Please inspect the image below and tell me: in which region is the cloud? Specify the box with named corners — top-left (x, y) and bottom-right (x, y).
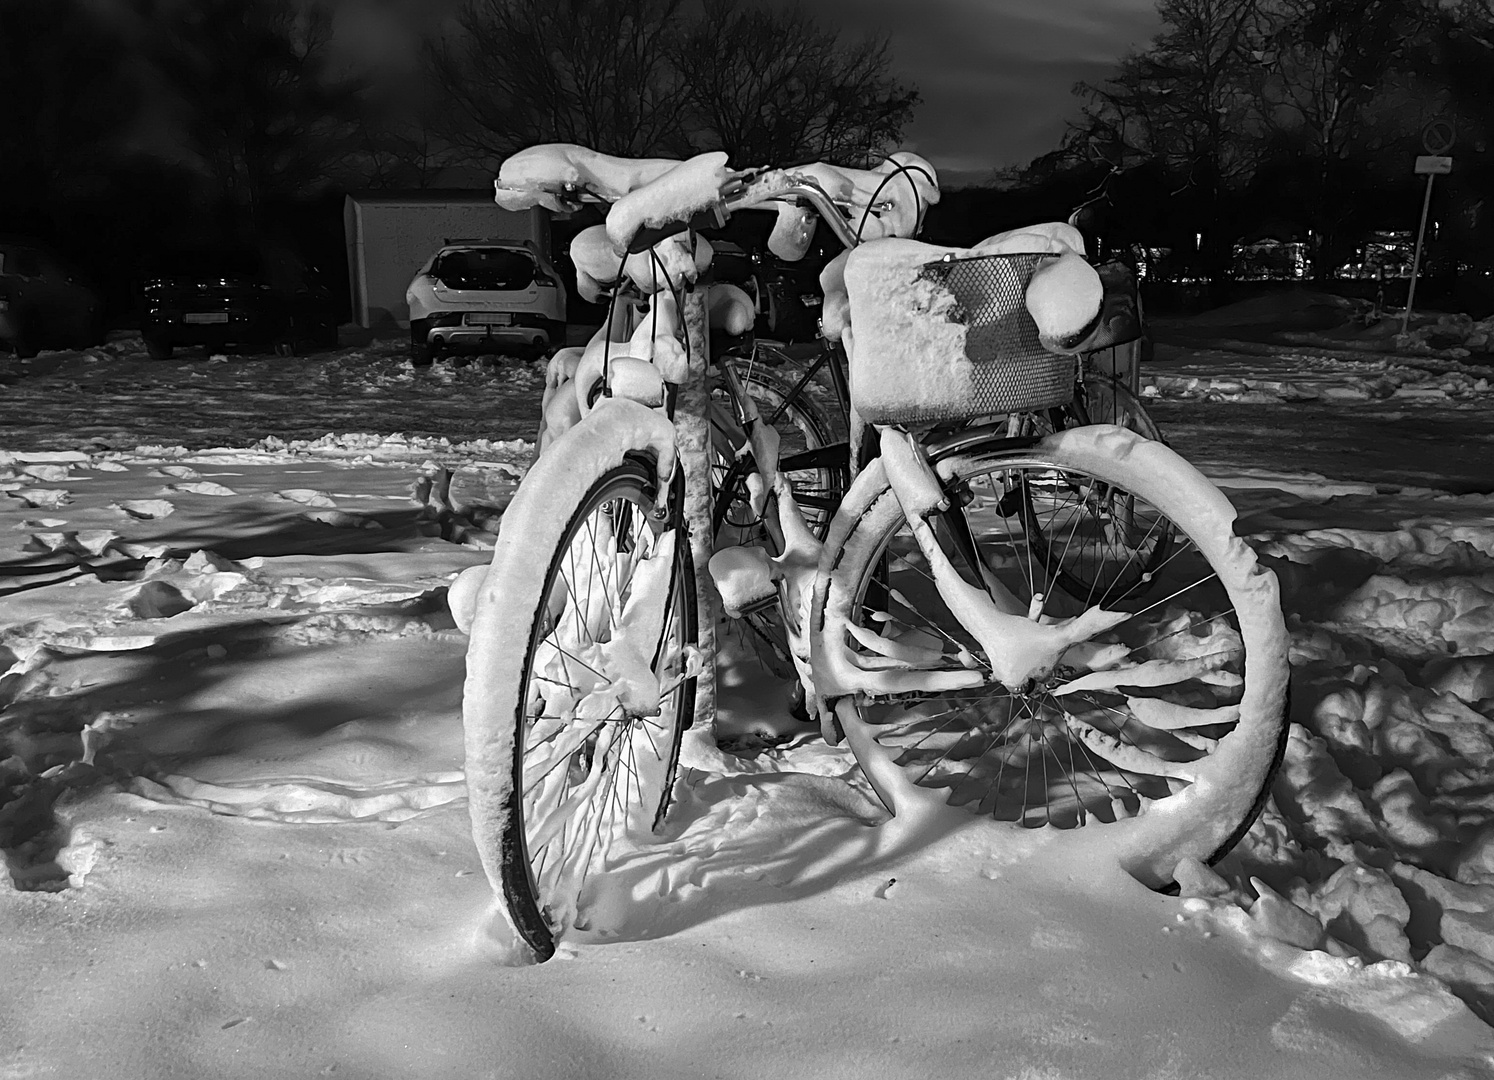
top-left (325, 0), bottom-right (1161, 174)
top-left (799, 0), bottom-right (1161, 171)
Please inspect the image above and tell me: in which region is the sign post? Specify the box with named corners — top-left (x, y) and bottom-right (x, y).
top-left (1403, 121), bottom-right (1456, 334)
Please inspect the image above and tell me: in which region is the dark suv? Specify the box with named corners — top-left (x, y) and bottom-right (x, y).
top-left (0, 239), bottom-right (106, 358)
top-left (140, 246), bottom-right (340, 359)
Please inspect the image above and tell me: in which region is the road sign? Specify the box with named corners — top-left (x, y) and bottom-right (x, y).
top-left (1415, 155), bottom-right (1453, 175)
top-left (1423, 120), bottom-right (1456, 155)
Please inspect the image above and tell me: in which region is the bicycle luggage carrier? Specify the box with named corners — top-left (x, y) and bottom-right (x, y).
top-left (844, 245), bottom-right (1076, 427)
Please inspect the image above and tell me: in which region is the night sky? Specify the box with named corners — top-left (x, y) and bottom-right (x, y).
top-left (327, 0), bottom-right (1162, 182)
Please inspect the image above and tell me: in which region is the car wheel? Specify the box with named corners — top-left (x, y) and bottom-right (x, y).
top-left (410, 318), bottom-right (434, 367)
top-left (145, 335), bottom-right (173, 360)
top-left (273, 339), bottom-right (296, 358)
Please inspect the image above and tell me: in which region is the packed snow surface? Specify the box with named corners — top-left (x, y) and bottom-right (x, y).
top-left (4, 329), bottom-right (1494, 1076)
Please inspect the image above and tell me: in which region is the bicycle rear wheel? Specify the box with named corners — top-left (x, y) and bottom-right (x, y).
top-left (464, 411), bottom-right (695, 961)
top-left (712, 363), bottom-right (847, 543)
top-left (1025, 372), bottom-right (1169, 601)
top-left (711, 364), bottom-right (849, 681)
top-left (818, 425), bottom-right (1288, 885)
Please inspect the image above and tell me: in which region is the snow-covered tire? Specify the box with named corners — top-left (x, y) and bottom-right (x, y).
top-left (462, 401), bottom-right (695, 962)
top-left (816, 424), bottom-right (1289, 886)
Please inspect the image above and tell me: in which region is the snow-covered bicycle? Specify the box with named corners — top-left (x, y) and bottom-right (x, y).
top-left (458, 145), bottom-right (1290, 962)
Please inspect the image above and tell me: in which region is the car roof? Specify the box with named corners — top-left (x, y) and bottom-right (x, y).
top-left (436, 239), bottom-right (538, 254)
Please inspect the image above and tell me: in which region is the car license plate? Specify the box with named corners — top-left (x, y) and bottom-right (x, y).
top-left (466, 313), bottom-right (512, 326)
top-left (184, 312), bottom-right (229, 324)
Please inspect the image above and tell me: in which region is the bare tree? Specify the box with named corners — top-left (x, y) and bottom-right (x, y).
top-left (426, 0), bottom-right (691, 163)
top-left (137, 0), bottom-right (366, 227)
top-left (674, 0), bottom-right (919, 166)
top-left (425, 0), bottom-right (919, 169)
top-left (1071, 0), bottom-right (1263, 284)
top-left (349, 91), bottom-right (467, 191)
top-left (1246, 0), bottom-right (1423, 275)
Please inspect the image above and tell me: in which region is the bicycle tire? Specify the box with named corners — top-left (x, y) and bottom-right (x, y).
top-left (463, 406), bottom-right (696, 962)
top-left (817, 424), bottom-right (1288, 886)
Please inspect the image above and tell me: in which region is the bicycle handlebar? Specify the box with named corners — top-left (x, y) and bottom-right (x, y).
top-left (617, 169), bottom-right (869, 254)
top-left (497, 161), bottom-right (883, 255)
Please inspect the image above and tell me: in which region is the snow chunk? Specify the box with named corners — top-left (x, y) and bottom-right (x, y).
top-left (13, 487), bottom-right (71, 508)
top-left (1025, 251), bottom-right (1103, 349)
top-left (275, 488), bottom-right (337, 507)
top-left (709, 546), bottom-right (775, 618)
top-left (112, 499), bottom-right (175, 519)
top-left (20, 463), bottom-right (73, 482)
top-left (164, 481), bottom-right (238, 497)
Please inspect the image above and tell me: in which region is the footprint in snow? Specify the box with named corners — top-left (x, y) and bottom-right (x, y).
top-left (163, 481), bottom-right (237, 496)
top-left (275, 488), bottom-right (337, 507)
top-left (113, 499), bottom-right (176, 520)
top-left (25, 530), bottom-right (119, 556)
top-left (302, 509), bottom-right (380, 529)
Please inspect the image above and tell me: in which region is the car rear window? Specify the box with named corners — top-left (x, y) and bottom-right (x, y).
top-left (432, 249), bottom-right (536, 289)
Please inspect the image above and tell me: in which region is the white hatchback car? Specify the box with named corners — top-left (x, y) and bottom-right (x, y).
top-left (405, 240), bottom-right (567, 364)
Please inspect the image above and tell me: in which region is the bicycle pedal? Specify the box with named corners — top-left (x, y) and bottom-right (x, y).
top-left (708, 546), bottom-right (777, 618)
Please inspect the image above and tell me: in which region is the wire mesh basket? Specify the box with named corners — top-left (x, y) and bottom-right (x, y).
top-left (845, 247), bottom-right (1077, 427)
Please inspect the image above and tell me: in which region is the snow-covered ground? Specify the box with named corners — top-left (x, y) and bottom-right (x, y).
top-left (4, 330), bottom-right (1494, 1078)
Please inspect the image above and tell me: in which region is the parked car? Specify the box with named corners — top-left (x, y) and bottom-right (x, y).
top-left (405, 240), bottom-right (567, 365)
top-left (140, 246), bottom-right (340, 360)
top-left (754, 251), bottom-right (824, 342)
top-left (0, 238), bottom-right (106, 358)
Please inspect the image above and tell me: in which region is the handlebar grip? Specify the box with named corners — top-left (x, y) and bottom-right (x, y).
top-left (625, 203), bottom-right (727, 255)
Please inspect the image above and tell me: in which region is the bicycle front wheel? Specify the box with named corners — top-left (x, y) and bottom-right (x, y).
top-left (464, 410), bottom-right (696, 961)
top-left (819, 425), bottom-right (1288, 885)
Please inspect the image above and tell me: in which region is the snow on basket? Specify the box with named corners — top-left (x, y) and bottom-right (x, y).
top-left (843, 239), bottom-right (1077, 427)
